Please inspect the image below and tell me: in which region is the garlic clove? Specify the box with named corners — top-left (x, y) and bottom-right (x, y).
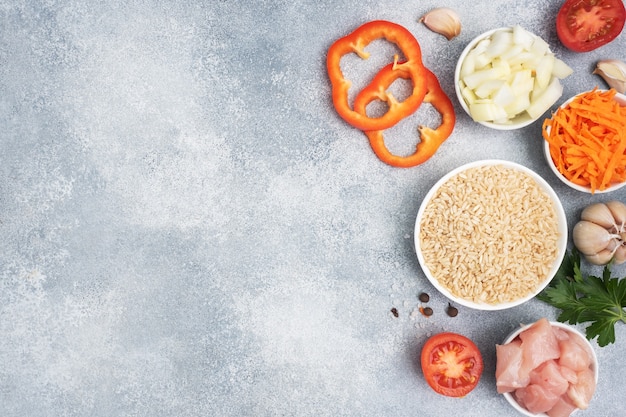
top-left (605, 200), bottom-right (626, 231)
top-left (606, 237), bottom-right (621, 252)
top-left (580, 202), bottom-right (616, 230)
top-left (585, 248), bottom-right (615, 265)
top-left (419, 7), bottom-right (461, 40)
top-left (592, 60), bottom-right (626, 94)
top-left (613, 245), bottom-right (626, 265)
top-left (572, 220), bottom-right (615, 256)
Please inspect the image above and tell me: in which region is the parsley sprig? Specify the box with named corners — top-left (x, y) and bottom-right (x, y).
top-left (537, 249), bottom-right (626, 347)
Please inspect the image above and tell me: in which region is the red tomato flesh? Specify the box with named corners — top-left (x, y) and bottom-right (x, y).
top-left (556, 0), bottom-right (626, 52)
top-left (420, 332), bottom-right (484, 397)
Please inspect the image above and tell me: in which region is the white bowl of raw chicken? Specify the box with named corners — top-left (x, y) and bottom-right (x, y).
top-left (496, 318), bottom-right (598, 416)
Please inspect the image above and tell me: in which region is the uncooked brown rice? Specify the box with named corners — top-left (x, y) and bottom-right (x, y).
top-left (419, 164), bottom-right (560, 305)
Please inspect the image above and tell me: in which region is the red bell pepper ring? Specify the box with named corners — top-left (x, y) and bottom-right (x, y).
top-left (326, 20), bottom-right (428, 131)
top-left (353, 63), bottom-right (455, 168)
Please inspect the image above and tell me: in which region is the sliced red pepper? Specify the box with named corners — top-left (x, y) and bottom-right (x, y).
top-left (326, 20), bottom-right (428, 131)
top-left (353, 63), bottom-right (455, 168)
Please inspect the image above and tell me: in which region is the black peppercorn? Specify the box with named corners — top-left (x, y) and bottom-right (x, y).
top-left (447, 303), bottom-right (458, 317)
top-left (419, 292), bottom-right (430, 303)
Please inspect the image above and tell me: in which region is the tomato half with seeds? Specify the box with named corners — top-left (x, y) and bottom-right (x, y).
top-left (420, 332), bottom-right (483, 397)
top-left (556, 0), bottom-right (626, 52)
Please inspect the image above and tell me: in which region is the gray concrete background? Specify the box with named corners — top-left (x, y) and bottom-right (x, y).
top-left (1, 0), bottom-right (625, 416)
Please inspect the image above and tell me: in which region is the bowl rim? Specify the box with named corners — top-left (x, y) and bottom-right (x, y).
top-left (413, 159), bottom-right (568, 311)
top-left (500, 320), bottom-right (599, 417)
top-left (454, 26), bottom-right (544, 130)
top-left (543, 90), bottom-right (626, 194)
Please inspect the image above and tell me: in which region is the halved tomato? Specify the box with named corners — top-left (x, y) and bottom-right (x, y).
top-left (556, 0), bottom-right (626, 52)
top-left (420, 332), bottom-right (483, 397)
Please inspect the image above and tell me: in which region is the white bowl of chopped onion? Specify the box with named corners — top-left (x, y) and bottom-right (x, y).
top-left (414, 160), bottom-right (568, 310)
top-left (454, 26), bottom-right (572, 130)
top-left (498, 320), bottom-right (598, 416)
top-left (543, 90), bottom-right (626, 194)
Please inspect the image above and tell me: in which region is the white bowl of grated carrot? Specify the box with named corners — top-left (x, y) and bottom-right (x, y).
top-left (542, 89), bottom-right (626, 194)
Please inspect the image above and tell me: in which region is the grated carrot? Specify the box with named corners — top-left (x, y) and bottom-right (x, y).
top-left (542, 88), bottom-right (626, 193)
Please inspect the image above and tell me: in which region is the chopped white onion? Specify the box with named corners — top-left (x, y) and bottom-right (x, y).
top-left (460, 26), bottom-right (572, 124)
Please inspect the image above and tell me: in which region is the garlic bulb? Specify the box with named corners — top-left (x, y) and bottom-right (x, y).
top-left (592, 60), bottom-right (626, 94)
top-left (419, 8), bottom-right (461, 40)
top-left (573, 201), bottom-right (626, 265)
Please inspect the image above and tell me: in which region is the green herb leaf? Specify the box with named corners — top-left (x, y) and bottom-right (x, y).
top-left (539, 249), bottom-right (626, 347)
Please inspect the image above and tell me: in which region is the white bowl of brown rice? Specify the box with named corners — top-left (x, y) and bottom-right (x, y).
top-left (414, 160), bottom-right (568, 310)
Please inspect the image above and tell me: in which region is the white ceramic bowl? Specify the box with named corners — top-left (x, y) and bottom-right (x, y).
top-left (501, 321), bottom-right (599, 416)
top-left (543, 90), bottom-right (626, 194)
top-left (454, 27), bottom-right (554, 130)
top-left (414, 160), bottom-right (568, 310)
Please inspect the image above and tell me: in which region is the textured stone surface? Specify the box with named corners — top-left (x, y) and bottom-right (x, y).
top-left (1, 0), bottom-right (625, 416)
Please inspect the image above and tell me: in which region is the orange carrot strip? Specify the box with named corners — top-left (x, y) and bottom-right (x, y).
top-left (601, 133), bottom-right (626, 190)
